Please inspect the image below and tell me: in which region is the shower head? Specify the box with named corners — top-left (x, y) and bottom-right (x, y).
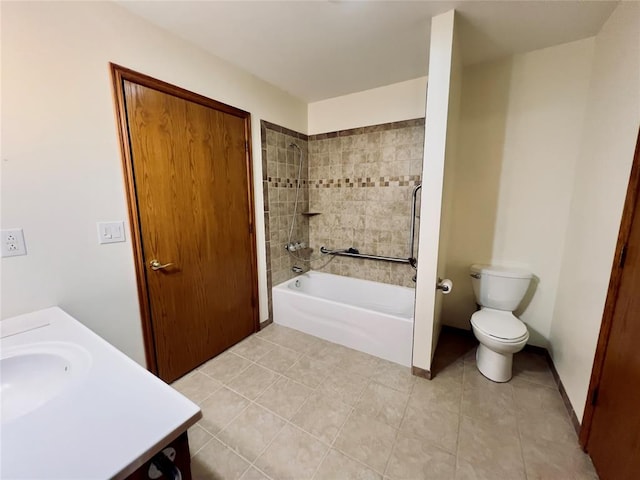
top-left (290, 143), bottom-right (301, 150)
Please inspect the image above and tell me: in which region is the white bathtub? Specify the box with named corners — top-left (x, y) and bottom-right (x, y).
top-left (272, 271), bottom-right (415, 366)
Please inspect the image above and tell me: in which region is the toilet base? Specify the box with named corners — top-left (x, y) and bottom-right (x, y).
top-left (476, 344), bottom-right (513, 382)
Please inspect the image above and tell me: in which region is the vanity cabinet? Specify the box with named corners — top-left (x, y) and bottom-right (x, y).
top-left (1, 308), bottom-right (201, 480)
top-left (125, 432), bottom-right (192, 480)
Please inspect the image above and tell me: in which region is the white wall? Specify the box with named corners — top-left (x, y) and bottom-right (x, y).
top-left (442, 38), bottom-right (595, 346)
top-left (412, 10), bottom-right (457, 373)
top-left (1, 1), bottom-right (307, 364)
top-left (431, 18), bottom-right (462, 359)
top-left (550, 2), bottom-right (640, 420)
top-left (308, 77), bottom-right (428, 135)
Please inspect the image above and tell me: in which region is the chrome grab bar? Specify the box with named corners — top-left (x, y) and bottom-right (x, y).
top-left (409, 184), bottom-right (422, 268)
top-left (320, 246), bottom-right (412, 264)
top-left (320, 182), bottom-right (421, 269)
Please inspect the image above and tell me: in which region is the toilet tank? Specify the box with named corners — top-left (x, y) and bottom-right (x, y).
top-left (470, 264), bottom-right (532, 311)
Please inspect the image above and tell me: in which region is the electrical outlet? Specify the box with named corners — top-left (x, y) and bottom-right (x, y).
top-left (1, 228), bottom-right (27, 257)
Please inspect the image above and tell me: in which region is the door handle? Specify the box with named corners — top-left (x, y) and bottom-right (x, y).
top-left (150, 259), bottom-right (174, 271)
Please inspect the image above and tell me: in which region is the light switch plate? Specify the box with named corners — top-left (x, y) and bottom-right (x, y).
top-left (97, 221), bottom-right (126, 244)
top-left (1, 228), bottom-right (27, 257)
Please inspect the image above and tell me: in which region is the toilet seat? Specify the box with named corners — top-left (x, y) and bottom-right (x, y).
top-left (471, 310), bottom-right (528, 342)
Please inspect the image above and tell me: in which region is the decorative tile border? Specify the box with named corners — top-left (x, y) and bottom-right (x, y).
top-left (313, 175), bottom-right (421, 188)
top-left (267, 175), bottom-right (421, 188)
top-left (266, 178), bottom-right (309, 188)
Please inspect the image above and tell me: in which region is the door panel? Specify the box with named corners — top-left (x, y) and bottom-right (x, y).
top-left (586, 132), bottom-right (640, 479)
top-left (121, 79), bottom-right (257, 382)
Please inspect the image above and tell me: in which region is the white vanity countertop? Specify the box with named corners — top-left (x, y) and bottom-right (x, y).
top-left (1, 307), bottom-right (202, 479)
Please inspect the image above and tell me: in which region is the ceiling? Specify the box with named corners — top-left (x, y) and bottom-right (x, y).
top-left (117, 1), bottom-right (618, 102)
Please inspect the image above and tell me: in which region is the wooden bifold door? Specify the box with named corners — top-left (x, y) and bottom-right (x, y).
top-left (111, 64), bottom-right (259, 383)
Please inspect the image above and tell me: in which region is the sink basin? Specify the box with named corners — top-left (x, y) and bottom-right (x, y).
top-left (1, 342), bottom-right (92, 423)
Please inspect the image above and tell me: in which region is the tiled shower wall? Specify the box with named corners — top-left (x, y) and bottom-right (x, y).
top-left (261, 121), bottom-right (309, 320)
top-left (261, 118), bottom-right (424, 321)
top-left (307, 119), bottom-right (425, 288)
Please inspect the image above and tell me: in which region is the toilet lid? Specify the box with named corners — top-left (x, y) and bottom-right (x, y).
top-left (471, 310), bottom-right (528, 340)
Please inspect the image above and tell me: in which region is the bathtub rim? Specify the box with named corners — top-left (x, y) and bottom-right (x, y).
top-left (272, 271), bottom-right (416, 322)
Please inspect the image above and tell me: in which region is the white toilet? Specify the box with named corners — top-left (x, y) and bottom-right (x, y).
top-left (469, 264), bottom-right (532, 382)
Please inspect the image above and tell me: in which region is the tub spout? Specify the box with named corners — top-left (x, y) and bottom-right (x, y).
top-left (292, 265), bottom-right (304, 274)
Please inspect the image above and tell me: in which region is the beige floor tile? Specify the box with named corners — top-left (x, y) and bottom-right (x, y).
top-left (256, 344), bottom-right (302, 374)
top-left (463, 364), bottom-right (514, 395)
top-left (291, 331), bottom-right (333, 356)
top-left (513, 382), bottom-right (578, 446)
top-left (431, 330), bottom-right (475, 374)
top-left (512, 381), bottom-right (566, 415)
top-left (267, 328), bottom-right (309, 351)
top-left (284, 355), bottom-right (329, 388)
top-left (318, 369), bottom-right (370, 406)
top-left (517, 407), bottom-right (578, 446)
top-left (255, 424), bottom-right (329, 480)
top-left (261, 326), bottom-right (323, 355)
top-left (371, 360), bottom-right (415, 393)
top-left (400, 398), bottom-right (460, 454)
top-left (198, 387), bottom-right (251, 434)
top-left (231, 336), bottom-right (276, 362)
top-left (411, 377), bottom-right (462, 414)
top-left (313, 341), bottom-right (352, 368)
top-left (239, 467), bottom-right (271, 480)
top-left (456, 415), bottom-right (526, 480)
top-left (217, 404), bottom-right (286, 462)
top-left (461, 383), bottom-right (518, 433)
top-left (333, 411), bottom-right (398, 474)
top-left (188, 424), bottom-right (214, 456)
top-left (386, 430), bottom-right (456, 480)
top-left (200, 351), bottom-right (252, 384)
top-left (462, 347), bottom-right (477, 365)
top-left (256, 376), bottom-right (313, 419)
top-left (191, 437), bottom-right (250, 480)
top-left (183, 329), bottom-right (592, 480)
top-left (355, 381), bottom-right (409, 428)
top-left (512, 351), bottom-right (556, 388)
top-left (430, 360), bottom-right (465, 387)
top-left (455, 457), bottom-right (525, 480)
top-left (336, 348), bottom-right (381, 377)
top-left (171, 370), bottom-right (222, 404)
top-left (256, 324), bottom-right (298, 345)
top-left (292, 391), bottom-right (353, 444)
top-left (521, 436), bottom-right (598, 480)
top-left (314, 448), bottom-right (382, 480)
top-left (225, 364), bottom-right (279, 400)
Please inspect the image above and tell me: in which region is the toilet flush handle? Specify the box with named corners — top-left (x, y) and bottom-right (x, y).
top-left (470, 273), bottom-right (481, 279)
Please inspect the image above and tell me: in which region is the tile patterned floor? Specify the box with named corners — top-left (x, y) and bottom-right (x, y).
top-left (171, 325), bottom-right (598, 480)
